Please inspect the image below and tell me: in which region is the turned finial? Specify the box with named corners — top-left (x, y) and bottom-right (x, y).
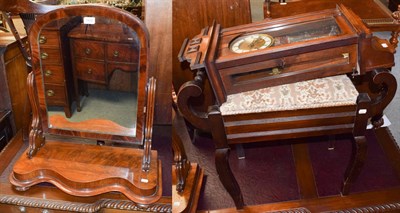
top-left (393, 5), bottom-right (400, 23)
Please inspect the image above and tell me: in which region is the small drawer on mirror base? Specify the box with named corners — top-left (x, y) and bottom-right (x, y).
top-left (44, 84), bottom-right (67, 106)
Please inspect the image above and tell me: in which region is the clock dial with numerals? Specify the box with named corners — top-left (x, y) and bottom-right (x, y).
top-left (230, 33), bottom-right (274, 53)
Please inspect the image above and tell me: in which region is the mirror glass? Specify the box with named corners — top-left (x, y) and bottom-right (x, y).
top-left (39, 15), bottom-right (139, 137)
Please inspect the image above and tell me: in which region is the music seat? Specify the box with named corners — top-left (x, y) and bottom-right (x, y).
top-left (178, 73), bottom-right (371, 209)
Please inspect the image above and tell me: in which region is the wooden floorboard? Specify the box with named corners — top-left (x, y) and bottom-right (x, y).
top-left (291, 143), bottom-right (318, 199)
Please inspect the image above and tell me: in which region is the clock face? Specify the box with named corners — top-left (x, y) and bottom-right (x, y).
top-left (230, 33), bottom-right (274, 53)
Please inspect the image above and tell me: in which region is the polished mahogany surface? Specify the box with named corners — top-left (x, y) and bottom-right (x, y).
top-left (10, 140), bottom-right (162, 204)
top-left (0, 130), bottom-right (172, 212)
top-left (146, 0), bottom-right (172, 125)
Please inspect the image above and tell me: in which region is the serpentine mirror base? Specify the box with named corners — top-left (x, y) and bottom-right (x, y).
top-left (9, 140), bottom-right (162, 204)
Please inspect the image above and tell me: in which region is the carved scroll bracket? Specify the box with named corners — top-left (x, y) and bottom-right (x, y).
top-left (369, 69), bottom-right (397, 128)
top-left (177, 70), bottom-right (210, 132)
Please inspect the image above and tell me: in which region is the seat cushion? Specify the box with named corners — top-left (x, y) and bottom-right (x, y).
top-left (220, 75), bottom-right (359, 115)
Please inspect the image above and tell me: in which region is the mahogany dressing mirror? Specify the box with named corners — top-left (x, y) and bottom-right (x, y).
top-left (33, 5), bottom-right (149, 145)
top-left (10, 5), bottom-right (162, 204)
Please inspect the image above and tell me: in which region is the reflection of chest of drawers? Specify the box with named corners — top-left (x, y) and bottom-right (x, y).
top-left (39, 19), bottom-right (80, 118)
top-left (68, 24), bottom-right (139, 111)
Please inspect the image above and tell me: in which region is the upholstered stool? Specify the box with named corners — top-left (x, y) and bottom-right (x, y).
top-left (178, 73), bottom-right (371, 209)
top-left (212, 74), bottom-right (369, 208)
top-left (221, 74), bottom-right (360, 159)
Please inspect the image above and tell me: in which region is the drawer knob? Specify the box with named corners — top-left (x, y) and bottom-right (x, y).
top-left (45, 70), bottom-right (52, 77)
top-left (41, 52), bottom-right (48, 60)
top-left (87, 68), bottom-right (92, 74)
top-left (85, 48), bottom-right (92, 55)
top-left (46, 90), bottom-right (55, 97)
top-left (113, 50), bottom-right (119, 57)
top-left (39, 35), bottom-right (47, 44)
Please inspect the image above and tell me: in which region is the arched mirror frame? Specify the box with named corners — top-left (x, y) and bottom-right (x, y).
top-left (29, 4), bottom-right (149, 145)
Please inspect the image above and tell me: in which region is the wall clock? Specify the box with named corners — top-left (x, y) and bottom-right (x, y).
top-left (230, 33), bottom-right (274, 53)
top-left (178, 4), bottom-right (395, 104)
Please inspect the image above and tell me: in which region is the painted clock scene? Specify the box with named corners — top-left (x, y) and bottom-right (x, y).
top-left (0, 0), bottom-right (400, 212)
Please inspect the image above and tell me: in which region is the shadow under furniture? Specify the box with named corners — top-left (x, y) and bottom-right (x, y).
top-left (177, 5), bottom-right (397, 210)
top-left (8, 4), bottom-right (164, 208)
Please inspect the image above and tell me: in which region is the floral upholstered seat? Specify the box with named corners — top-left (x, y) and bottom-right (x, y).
top-left (220, 74), bottom-right (359, 115)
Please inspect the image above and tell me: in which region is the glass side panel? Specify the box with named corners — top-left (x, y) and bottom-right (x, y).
top-left (269, 17), bottom-right (341, 46)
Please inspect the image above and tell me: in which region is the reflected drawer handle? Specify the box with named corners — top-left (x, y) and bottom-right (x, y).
top-left (87, 68), bottom-right (92, 74)
top-left (39, 35), bottom-right (47, 44)
top-left (45, 70), bottom-right (52, 77)
top-left (85, 48), bottom-right (92, 55)
top-left (270, 67), bottom-right (281, 75)
top-left (47, 90), bottom-right (55, 97)
top-left (113, 50), bottom-right (119, 57)
top-left (41, 52), bottom-right (48, 60)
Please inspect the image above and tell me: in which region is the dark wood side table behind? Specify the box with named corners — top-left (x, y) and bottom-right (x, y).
top-left (0, 110), bottom-right (13, 151)
top-left (389, 0), bottom-right (400, 11)
top-left (0, 34), bottom-right (29, 137)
